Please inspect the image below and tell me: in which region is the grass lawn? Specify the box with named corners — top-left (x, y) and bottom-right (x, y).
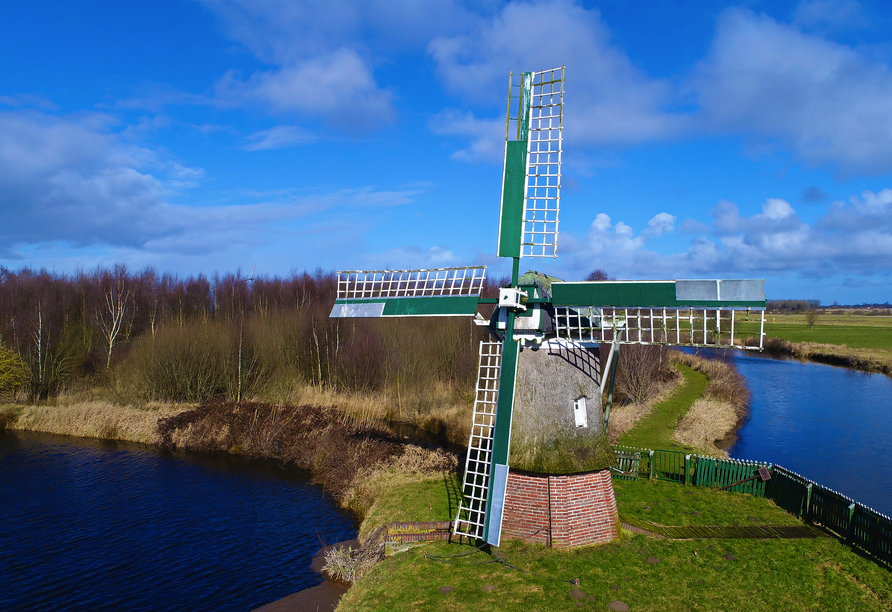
top-left (613, 478), bottom-right (802, 527)
top-left (339, 475), bottom-right (892, 612)
top-left (617, 364), bottom-right (708, 453)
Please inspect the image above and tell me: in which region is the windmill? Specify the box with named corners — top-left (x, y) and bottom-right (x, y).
top-left (331, 67), bottom-right (767, 547)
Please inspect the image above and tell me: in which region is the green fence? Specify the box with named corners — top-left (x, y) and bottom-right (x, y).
top-left (851, 506), bottom-right (892, 564)
top-left (694, 455), bottom-right (771, 496)
top-left (765, 466), bottom-right (811, 518)
top-left (612, 447), bottom-right (892, 566)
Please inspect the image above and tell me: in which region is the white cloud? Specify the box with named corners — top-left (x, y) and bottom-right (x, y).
top-left (641, 212), bottom-right (677, 239)
top-left (200, 0), bottom-right (474, 64)
top-left (693, 8), bottom-right (892, 175)
top-left (371, 245), bottom-right (459, 268)
top-left (200, 0), bottom-right (480, 133)
top-left (793, 0), bottom-right (869, 32)
top-left (244, 125), bottom-right (317, 150)
top-left (424, 3), bottom-right (892, 176)
top-left (0, 110), bottom-right (419, 260)
top-left (428, 109), bottom-right (504, 163)
top-left (216, 49), bottom-right (395, 132)
top-left (427, 0), bottom-right (689, 158)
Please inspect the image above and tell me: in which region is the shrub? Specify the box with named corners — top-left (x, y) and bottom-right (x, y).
top-left (323, 544), bottom-right (381, 583)
top-left (126, 323), bottom-right (230, 402)
top-left (0, 345), bottom-right (29, 397)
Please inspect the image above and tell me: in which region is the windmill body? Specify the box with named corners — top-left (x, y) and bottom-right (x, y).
top-left (330, 67), bottom-right (767, 548)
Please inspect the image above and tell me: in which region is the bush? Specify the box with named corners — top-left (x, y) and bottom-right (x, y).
top-left (615, 344), bottom-right (674, 404)
top-left (126, 323), bottom-right (231, 402)
top-left (0, 345), bottom-right (29, 397)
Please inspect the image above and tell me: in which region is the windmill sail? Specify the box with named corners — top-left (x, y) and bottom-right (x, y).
top-left (551, 279), bottom-right (767, 349)
top-left (523, 67), bottom-right (564, 258)
top-left (330, 266), bottom-right (486, 318)
top-left (453, 341), bottom-right (503, 540)
top-left (498, 67), bottom-right (564, 260)
top-left (328, 66), bottom-right (768, 550)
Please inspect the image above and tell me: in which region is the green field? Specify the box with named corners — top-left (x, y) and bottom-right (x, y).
top-left (734, 313), bottom-right (892, 349)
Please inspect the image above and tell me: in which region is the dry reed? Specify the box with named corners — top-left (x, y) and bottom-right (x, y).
top-left (7, 400), bottom-right (183, 444)
top-left (669, 351), bottom-right (750, 410)
top-left (672, 399), bottom-right (737, 458)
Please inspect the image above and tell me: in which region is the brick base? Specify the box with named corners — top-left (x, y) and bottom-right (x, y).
top-left (501, 469), bottom-right (619, 549)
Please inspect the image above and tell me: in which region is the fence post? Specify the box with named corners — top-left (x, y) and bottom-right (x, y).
top-left (805, 483), bottom-right (813, 521)
top-left (684, 455), bottom-right (691, 486)
top-left (846, 503), bottom-right (856, 544)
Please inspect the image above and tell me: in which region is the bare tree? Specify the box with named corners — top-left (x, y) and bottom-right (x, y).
top-left (95, 267), bottom-right (131, 371)
top-left (805, 308), bottom-right (819, 330)
top-left (586, 268), bottom-right (613, 281)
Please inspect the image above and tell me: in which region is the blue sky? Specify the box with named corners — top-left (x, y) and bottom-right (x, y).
top-left (2, 0), bottom-right (892, 303)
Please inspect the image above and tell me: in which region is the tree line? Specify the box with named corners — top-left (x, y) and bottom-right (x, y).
top-left (0, 265), bottom-right (497, 403)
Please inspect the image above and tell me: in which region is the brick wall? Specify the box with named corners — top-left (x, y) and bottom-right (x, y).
top-left (501, 469), bottom-right (619, 549)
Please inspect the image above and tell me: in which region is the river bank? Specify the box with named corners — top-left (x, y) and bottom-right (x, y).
top-left (607, 350), bottom-right (750, 457)
top-left (753, 337), bottom-right (892, 377)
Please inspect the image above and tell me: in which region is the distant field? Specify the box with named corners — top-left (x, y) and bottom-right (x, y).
top-left (734, 313), bottom-right (892, 350)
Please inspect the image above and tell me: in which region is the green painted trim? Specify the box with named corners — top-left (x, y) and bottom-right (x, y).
top-left (483, 322), bottom-right (519, 539)
top-left (491, 341), bottom-right (518, 467)
top-left (333, 296), bottom-right (480, 316)
top-left (497, 142), bottom-right (526, 258)
top-left (551, 281), bottom-right (766, 308)
top-left (553, 281), bottom-right (676, 306)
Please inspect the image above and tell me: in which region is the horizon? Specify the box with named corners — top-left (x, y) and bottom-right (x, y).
top-left (2, 1), bottom-right (892, 304)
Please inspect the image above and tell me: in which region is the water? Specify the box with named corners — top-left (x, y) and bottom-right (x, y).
top-left (0, 431), bottom-right (356, 612)
top-left (701, 350), bottom-right (892, 516)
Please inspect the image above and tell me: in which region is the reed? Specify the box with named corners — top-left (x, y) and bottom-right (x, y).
top-left (671, 398), bottom-right (739, 457)
top-left (6, 400), bottom-right (181, 444)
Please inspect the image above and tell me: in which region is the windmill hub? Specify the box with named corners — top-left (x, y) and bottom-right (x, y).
top-left (498, 287), bottom-right (528, 311)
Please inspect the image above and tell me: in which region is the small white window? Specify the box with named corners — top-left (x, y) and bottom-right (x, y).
top-left (573, 397), bottom-right (588, 428)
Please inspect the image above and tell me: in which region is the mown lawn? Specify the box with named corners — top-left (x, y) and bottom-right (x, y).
top-left (358, 473), bottom-right (461, 539)
top-left (613, 478), bottom-right (802, 527)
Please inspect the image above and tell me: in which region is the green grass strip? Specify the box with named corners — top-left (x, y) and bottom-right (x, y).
top-left (619, 364), bottom-right (708, 452)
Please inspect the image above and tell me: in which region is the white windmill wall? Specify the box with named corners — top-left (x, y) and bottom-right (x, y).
top-left (509, 338), bottom-right (614, 474)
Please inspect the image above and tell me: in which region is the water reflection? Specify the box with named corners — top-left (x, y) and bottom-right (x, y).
top-left (0, 432), bottom-right (356, 612)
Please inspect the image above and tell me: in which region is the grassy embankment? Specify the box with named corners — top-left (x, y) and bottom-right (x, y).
top-left (608, 351), bottom-right (750, 457)
top-left (334, 347), bottom-right (892, 611)
top-left (736, 312), bottom-right (892, 376)
top-left (337, 475), bottom-right (892, 612)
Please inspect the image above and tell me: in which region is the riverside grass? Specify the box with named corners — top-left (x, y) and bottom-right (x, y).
top-left (335, 348), bottom-right (892, 612)
top-left (611, 350), bottom-right (749, 457)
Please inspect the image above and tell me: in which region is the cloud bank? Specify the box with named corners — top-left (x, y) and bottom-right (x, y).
top-left (562, 191), bottom-right (892, 281)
